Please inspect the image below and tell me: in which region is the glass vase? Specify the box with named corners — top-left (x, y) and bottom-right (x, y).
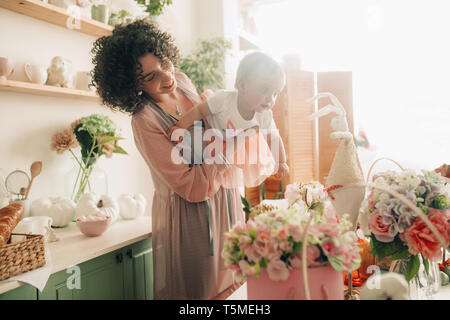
top-left (64, 157), bottom-right (108, 203)
top-left (390, 256), bottom-right (440, 300)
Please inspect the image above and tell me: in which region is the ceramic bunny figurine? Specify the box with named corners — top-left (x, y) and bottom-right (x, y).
top-left (306, 92), bottom-right (365, 227)
top-left (46, 56), bottom-right (73, 88)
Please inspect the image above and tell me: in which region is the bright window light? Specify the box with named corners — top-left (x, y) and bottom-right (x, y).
top-left (252, 0), bottom-right (450, 171)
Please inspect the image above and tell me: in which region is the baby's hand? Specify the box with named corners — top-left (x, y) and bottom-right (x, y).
top-left (274, 163), bottom-right (289, 178)
top-left (200, 89), bottom-right (213, 101)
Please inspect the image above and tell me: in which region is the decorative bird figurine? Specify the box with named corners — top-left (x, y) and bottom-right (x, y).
top-left (306, 92), bottom-right (366, 227)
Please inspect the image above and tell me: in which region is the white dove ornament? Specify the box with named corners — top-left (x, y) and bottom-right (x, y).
top-left (306, 92), bottom-right (365, 227)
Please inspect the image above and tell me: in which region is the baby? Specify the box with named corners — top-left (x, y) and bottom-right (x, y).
top-left (168, 51), bottom-right (289, 184)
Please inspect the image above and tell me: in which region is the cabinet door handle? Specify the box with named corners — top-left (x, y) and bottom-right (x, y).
top-left (126, 249), bottom-right (133, 258)
top-left (116, 252), bottom-right (123, 263)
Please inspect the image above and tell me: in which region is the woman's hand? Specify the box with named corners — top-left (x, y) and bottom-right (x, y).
top-left (200, 89), bottom-right (213, 101)
top-left (274, 162), bottom-right (289, 178)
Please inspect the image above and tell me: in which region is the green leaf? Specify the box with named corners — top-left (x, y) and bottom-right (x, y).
top-left (292, 242), bottom-right (302, 255)
top-left (405, 255), bottom-right (420, 282)
top-left (390, 248), bottom-right (410, 261)
top-left (273, 191), bottom-right (284, 200)
top-left (98, 136), bottom-right (122, 145)
top-left (241, 196), bottom-right (252, 214)
top-left (369, 234), bottom-right (409, 261)
top-left (422, 255), bottom-right (429, 274)
top-left (260, 183), bottom-right (266, 200)
top-left (113, 146), bottom-right (128, 155)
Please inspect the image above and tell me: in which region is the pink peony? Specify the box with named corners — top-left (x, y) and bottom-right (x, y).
top-left (289, 245), bottom-right (321, 268)
top-left (266, 259), bottom-right (290, 281)
top-left (401, 210), bottom-right (450, 261)
top-left (369, 211), bottom-right (396, 243)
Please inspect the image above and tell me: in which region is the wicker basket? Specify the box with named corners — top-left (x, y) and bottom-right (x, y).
top-left (0, 233), bottom-right (46, 281)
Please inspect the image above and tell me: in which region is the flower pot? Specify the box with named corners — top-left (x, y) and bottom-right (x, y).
top-left (247, 264), bottom-right (344, 300)
top-left (91, 4), bottom-right (109, 24)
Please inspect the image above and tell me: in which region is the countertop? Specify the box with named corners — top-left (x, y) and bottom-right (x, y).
top-left (227, 281), bottom-right (450, 300)
top-left (0, 216), bottom-right (152, 295)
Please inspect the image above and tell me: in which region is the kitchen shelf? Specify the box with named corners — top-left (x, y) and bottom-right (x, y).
top-left (0, 79), bottom-right (99, 101)
top-left (0, 0), bottom-right (113, 38)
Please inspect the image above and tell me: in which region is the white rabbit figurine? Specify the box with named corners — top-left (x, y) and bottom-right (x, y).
top-left (306, 92), bottom-right (365, 227)
top-left (46, 56), bottom-right (73, 88)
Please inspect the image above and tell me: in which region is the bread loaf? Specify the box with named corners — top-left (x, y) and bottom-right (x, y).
top-left (0, 203), bottom-right (24, 246)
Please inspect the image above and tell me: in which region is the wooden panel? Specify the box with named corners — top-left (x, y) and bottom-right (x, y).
top-left (316, 72), bottom-right (354, 185)
top-left (0, 79), bottom-right (99, 101)
top-left (0, 0), bottom-right (113, 38)
top-left (285, 69), bottom-right (316, 184)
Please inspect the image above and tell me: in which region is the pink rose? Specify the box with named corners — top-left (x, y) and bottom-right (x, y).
top-left (232, 221), bottom-right (246, 233)
top-left (242, 244), bottom-right (262, 262)
top-left (289, 245), bottom-right (321, 268)
top-left (266, 259), bottom-right (290, 281)
top-left (253, 231), bottom-right (280, 260)
top-left (239, 235), bottom-right (252, 244)
top-left (279, 240), bottom-right (293, 252)
top-left (321, 241), bottom-right (337, 256)
top-left (323, 207), bottom-right (339, 224)
top-left (369, 211), bottom-right (396, 243)
top-left (288, 224), bottom-right (303, 242)
top-left (401, 210), bottom-right (450, 261)
top-left (239, 260), bottom-right (257, 277)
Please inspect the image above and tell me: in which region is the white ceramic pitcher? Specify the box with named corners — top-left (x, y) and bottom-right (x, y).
top-left (24, 63), bottom-right (48, 85)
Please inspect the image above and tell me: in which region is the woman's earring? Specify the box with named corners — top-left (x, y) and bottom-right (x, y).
top-left (138, 90), bottom-right (143, 96)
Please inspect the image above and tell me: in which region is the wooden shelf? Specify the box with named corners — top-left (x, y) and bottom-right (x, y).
top-left (0, 0), bottom-right (113, 38)
top-left (0, 79), bottom-right (99, 101)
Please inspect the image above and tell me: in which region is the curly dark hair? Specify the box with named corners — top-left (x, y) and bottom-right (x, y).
top-left (91, 19), bottom-right (180, 115)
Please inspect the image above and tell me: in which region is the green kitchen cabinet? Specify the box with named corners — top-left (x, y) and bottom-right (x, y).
top-left (0, 237), bottom-right (153, 300)
top-left (0, 283), bottom-right (37, 300)
top-left (124, 237), bottom-right (153, 300)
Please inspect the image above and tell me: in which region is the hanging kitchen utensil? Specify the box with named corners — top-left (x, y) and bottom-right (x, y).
top-left (23, 161), bottom-right (43, 200)
top-left (5, 170), bottom-right (30, 201)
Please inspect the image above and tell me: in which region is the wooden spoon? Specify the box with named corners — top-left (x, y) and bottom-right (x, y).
top-left (23, 161), bottom-right (42, 200)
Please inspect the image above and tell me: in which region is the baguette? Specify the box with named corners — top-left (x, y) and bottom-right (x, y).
top-left (0, 203), bottom-right (24, 246)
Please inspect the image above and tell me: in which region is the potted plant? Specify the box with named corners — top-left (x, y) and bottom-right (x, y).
top-left (134, 0), bottom-right (172, 17)
top-left (179, 37), bottom-right (233, 94)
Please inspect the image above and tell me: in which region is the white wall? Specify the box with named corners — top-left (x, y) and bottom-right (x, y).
top-left (0, 3), bottom-right (200, 215)
top-left (0, 1), bottom-right (238, 215)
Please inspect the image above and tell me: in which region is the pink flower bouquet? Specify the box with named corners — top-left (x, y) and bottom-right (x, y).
top-left (222, 182), bottom-right (361, 283)
top-left (359, 169), bottom-right (450, 281)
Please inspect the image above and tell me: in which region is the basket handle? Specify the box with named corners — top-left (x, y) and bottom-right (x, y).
top-left (301, 207), bottom-right (318, 300)
top-left (366, 157), bottom-right (405, 184)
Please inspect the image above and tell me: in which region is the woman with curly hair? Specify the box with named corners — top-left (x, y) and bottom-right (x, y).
top-left (91, 20), bottom-right (245, 300)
